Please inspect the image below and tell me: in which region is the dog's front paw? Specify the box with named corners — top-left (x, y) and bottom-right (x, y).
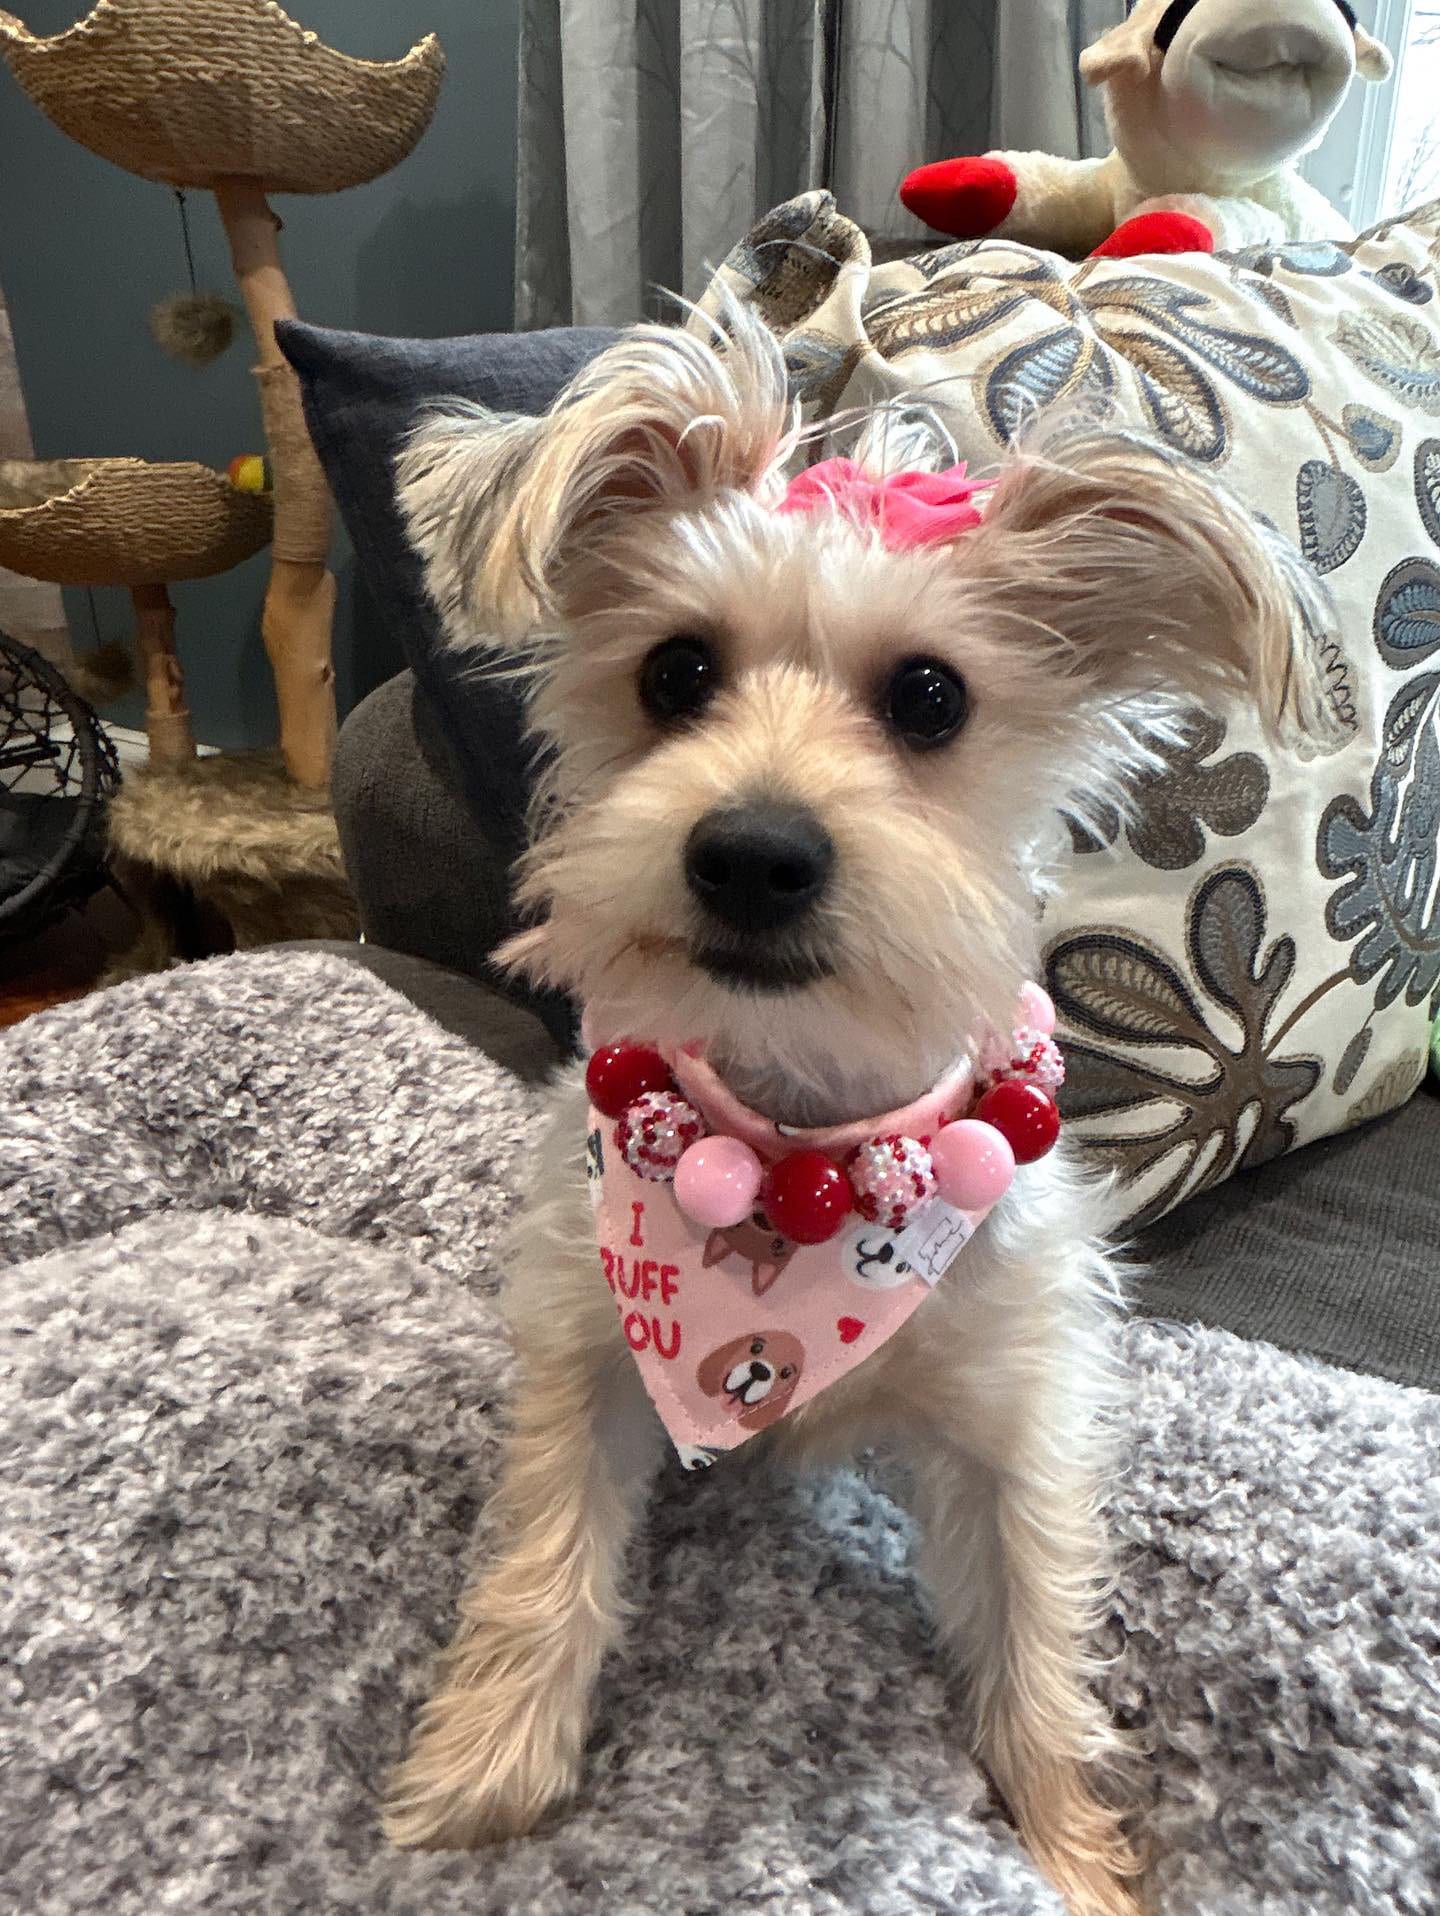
top-left (383, 1682), bottom-right (581, 1850)
top-left (1028, 1802), bottom-right (1146, 1916)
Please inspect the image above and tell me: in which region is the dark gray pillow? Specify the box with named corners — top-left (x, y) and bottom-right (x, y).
top-left (277, 320), bottom-right (617, 852)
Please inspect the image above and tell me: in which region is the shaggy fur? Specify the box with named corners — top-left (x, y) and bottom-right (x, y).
top-left (385, 310), bottom-right (1336, 1914)
top-left (105, 751), bottom-right (357, 976)
top-left (2, 951), bottom-right (1437, 1916)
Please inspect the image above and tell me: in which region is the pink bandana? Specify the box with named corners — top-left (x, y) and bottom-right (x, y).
top-left (776, 458), bottom-right (992, 551)
top-left (586, 990), bottom-right (1063, 1471)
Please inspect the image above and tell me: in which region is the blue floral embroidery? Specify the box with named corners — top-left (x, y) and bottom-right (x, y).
top-left (1373, 560), bottom-right (1440, 669)
top-left (1333, 314), bottom-right (1440, 415)
top-left (1048, 868), bottom-right (1321, 1228)
top-left (1297, 460), bottom-right (1367, 573)
top-left (1319, 674), bottom-right (1440, 1011)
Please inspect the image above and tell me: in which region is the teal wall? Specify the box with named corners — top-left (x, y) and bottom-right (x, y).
top-left (0, 0), bottom-right (520, 748)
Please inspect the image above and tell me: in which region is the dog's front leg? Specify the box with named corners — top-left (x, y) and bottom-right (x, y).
top-left (908, 1437), bottom-right (1143, 1916)
top-left (385, 1308), bottom-right (662, 1850)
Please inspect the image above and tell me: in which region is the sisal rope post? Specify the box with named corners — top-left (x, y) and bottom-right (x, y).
top-left (130, 581), bottom-right (195, 766)
top-left (213, 174), bottom-right (336, 792)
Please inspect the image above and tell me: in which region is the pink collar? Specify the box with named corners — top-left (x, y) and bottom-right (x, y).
top-left (666, 1044), bottom-right (975, 1160)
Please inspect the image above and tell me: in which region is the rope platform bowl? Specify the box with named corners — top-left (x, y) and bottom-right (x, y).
top-left (0, 457), bottom-right (272, 588)
top-left (0, 630), bottom-right (120, 948)
top-left (0, 1), bottom-right (445, 194)
top-left (0, 458), bottom-right (274, 768)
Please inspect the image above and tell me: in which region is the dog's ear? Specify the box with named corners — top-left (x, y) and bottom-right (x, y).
top-left (1078, 4), bottom-right (1160, 87)
top-left (702, 1230), bottom-right (734, 1270)
top-left (696, 1337), bottom-right (742, 1397)
top-left (962, 429), bottom-right (1347, 753)
top-left (396, 308), bottom-right (793, 648)
top-left (1353, 26), bottom-right (1394, 83)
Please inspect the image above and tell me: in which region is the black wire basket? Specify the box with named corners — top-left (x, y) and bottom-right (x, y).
top-left (0, 629), bottom-right (121, 948)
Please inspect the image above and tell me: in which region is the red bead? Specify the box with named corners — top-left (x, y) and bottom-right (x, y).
top-left (974, 1081), bottom-right (1060, 1165)
top-left (584, 1042), bottom-right (674, 1119)
top-left (761, 1150), bottom-right (855, 1246)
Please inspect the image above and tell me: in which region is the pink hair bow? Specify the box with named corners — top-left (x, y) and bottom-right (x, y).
top-left (776, 457), bottom-right (991, 552)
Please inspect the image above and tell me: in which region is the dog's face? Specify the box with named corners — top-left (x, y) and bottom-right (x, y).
top-left (400, 313), bottom-right (1338, 1115)
top-left (696, 1331), bottom-right (805, 1430)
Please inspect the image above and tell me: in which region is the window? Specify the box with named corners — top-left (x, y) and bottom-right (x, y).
top-left (1302, 1), bottom-right (1438, 229)
top-left (1384, 4), bottom-right (1440, 212)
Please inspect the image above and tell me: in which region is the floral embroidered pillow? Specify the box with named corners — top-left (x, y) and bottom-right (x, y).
top-left (699, 192), bottom-right (1440, 1225)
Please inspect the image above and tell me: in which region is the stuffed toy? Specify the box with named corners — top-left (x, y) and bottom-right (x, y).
top-left (901, 0), bottom-right (1393, 260)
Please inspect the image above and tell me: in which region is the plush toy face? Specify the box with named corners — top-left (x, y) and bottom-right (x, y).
top-left (1084, 0), bottom-right (1393, 191)
top-left (1163, 0), bottom-right (1356, 177)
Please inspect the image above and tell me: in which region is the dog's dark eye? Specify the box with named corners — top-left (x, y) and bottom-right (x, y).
top-left (779, 1366), bottom-right (794, 1379)
top-left (886, 657), bottom-right (968, 748)
top-left (639, 635), bottom-right (719, 724)
top-left (750, 1339), bottom-right (765, 1356)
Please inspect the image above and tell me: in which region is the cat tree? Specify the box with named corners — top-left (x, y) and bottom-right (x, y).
top-left (0, 0), bottom-right (446, 790)
top-left (0, 0), bottom-right (444, 971)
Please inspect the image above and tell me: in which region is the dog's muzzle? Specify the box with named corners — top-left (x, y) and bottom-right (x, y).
top-left (725, 1359), bottom-right (776, 1405)
top-left (685, 799), bottom-right (837, 992)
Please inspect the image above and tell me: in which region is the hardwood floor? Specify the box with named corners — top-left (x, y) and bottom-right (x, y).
top-left (0, 887), bottom-right (139, 1029)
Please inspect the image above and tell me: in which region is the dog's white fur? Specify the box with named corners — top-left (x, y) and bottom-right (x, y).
top-left (382, 309), bottom-right (1333, 1915)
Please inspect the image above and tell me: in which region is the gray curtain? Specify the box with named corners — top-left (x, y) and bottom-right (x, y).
top-left (515, 0), bottom-right (1124, 329)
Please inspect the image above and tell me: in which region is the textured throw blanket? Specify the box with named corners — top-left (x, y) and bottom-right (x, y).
top-left (2, 952), bottom-right (1436, 1914)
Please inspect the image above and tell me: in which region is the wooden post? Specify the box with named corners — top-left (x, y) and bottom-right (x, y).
top-left (130, 582), bottom-right (195, 767)
top-left (213, 175), bottom-right (337, 792)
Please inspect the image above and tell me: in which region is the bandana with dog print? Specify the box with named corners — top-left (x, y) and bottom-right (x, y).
top-left (586, 995), bottom-right (1062, 1469)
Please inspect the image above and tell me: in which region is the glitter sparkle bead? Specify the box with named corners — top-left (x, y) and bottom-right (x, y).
top-left (981, 1026), bottom-right (1066, 1098)
top-left (848, 1134), bottom-right (937, 1233)
top-left (761, 1150), bottom-right (855, 1245)
top-left (585, 1041), bottom-right (674, 1118)
top-left (616, 1090), bottom-right (706, 1181)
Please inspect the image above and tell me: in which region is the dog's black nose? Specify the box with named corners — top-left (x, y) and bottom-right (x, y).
top-left (684, 803), bottom-right (834, 934)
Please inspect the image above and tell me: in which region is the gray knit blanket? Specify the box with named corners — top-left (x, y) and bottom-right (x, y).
top-left (3, 952), bottom-right (1436, 1915)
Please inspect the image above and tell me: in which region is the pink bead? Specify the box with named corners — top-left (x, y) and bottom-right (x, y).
top-left (931, 1119), bottom-right (1016, 1211)
top-left (674, 1134), bottom-right (764, 1229)
top-left (1017, 981), bottom-right (1056, 1037)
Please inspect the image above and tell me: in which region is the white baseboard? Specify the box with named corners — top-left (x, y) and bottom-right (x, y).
top-left (103, 724), bottom-right (150, 772)
top-left (6, 719), bottom-right (217, 792)
top-left (102, 723), bottom-right (220, 772)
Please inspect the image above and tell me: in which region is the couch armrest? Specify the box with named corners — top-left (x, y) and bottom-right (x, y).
top-left (333, 670), bottom-right (575, 1051)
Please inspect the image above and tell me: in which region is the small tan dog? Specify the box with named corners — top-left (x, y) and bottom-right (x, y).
top-left (383, 310), bottom-right (1331, 1915)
